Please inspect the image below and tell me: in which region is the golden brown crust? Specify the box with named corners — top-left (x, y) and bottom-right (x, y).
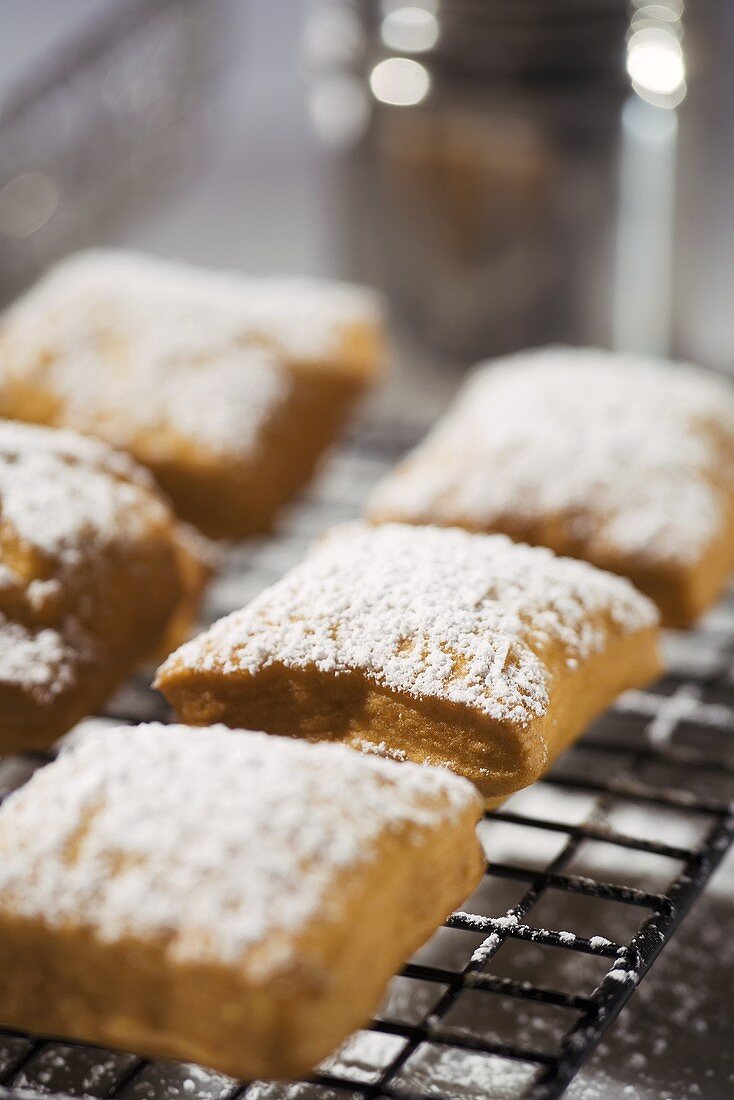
top-left (366, 348), bottom-right (734, 627)
top-left (154, 524), bottom-right (216, 657)
top-left (0, 725), bottom-right (483, 1078)
top-left (0, 422), bottom-right (210, 752)
top-left (161, 629), bottom-right (661, 806)
top-left (0, 251), bottom-right (386, 539)
top-left (367, 506), bottom-right (734, 631)
top-left (144, 363), bottom-right (375, 538)
top-left (0, 809), bottom-right (483, 1078)
top-left (156, 523), bottom-right (662, 803)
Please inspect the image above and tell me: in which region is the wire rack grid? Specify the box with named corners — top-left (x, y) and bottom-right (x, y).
top-left (0, 415), bottom-right (732, 1100)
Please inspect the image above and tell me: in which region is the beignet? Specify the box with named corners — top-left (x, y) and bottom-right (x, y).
top-left (367, 346), bottom-right (734, 626)
top-left (156, 521), bottom-right (661, 804)
top-left (0, 250), bottom-right (385, 538)
top-left (0, 722), bottom-right (484, 1079)
top-left (0, 420), bottom-right (208, 751)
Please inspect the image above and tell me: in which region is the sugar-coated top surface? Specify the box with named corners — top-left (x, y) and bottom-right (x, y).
top-left (0, 723), bottom-right (481, 975)
top-left (0, 419), bottom-right (165, 563)
top-left (0, 420), bottom-right (171, 700)
top-left (367, 347), bottom-right (734, 565)
top-left (0, 618), bottom-right (89, 705)
top-left (0, 250), bottom-right (383, 457)
top-left (160, 522), bottom-right (658, 727)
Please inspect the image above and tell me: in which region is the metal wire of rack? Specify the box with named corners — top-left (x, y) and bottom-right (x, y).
top-left (0, 414), bottom-right (732, 1100)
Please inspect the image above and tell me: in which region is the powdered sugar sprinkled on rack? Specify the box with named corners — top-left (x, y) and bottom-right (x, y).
top-left (469, 914), bottom-right (521, 966)
top-left (0, 250), bottom-right (383, 458)
top-left (0, 723), bottom-right (480, 976)
top-left (161, 522), bottom-right (658, 727)
top-left (617, 686), bottom-right (734, 734)
top-left (367, 347), bottom-right (734, 566)
top-left (589, 936), bottom-right (614, 950)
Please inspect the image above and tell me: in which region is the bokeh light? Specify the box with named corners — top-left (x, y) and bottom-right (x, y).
top-left (369, 57), bottom-right (430, 107)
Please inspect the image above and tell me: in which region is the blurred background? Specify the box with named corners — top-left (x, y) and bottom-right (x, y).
top-left (1, 0), bottom-right (734, 417)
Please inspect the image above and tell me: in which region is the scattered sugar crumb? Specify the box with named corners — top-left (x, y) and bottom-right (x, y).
top-left (607, 968), bottom-right (637, 984)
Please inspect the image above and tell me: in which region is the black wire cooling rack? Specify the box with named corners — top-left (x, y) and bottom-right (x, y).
top-left (0, 415), bottom-right (733, 1100)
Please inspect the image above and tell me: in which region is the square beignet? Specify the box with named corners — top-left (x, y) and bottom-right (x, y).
top-left (0, 722), bottom-right (484, 1080)
top-left (0, 250), bottom-right (385, 538)
top-left (0, 420), bottom-right (209, 752)
top-left (156, 522), bottom-right (661, 804)
top-left (366, 346), bottom-right (734, 627)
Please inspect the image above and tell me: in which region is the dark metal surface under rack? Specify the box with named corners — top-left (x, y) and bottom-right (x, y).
top-left (0, 415), bottom-right (733, 1100)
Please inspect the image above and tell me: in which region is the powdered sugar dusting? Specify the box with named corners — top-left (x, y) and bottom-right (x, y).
top-left (0, 421), bottom-right (167, 561)
top-left (161, 522), bottom-right (658, 727)
top-left (589, 935), bottom-right (613, 950)
top-left (0, 619), bottom-right (85, 704)
top-left (0, 722), bottom-right (481, 976)
top-left (0, 420), bottom-right (171, 699)
top-left (367, 347), bottom-right (734, 566)
top-left (393, 1043), bottom-right (537, 1100)
top-left (0, 418), bottom-right (149, 486)
top-left (0, 250), bottom-right (382, 458)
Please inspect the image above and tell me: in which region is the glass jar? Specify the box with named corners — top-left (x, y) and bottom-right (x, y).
top-left (305, 0), bottom-right (680, 365)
